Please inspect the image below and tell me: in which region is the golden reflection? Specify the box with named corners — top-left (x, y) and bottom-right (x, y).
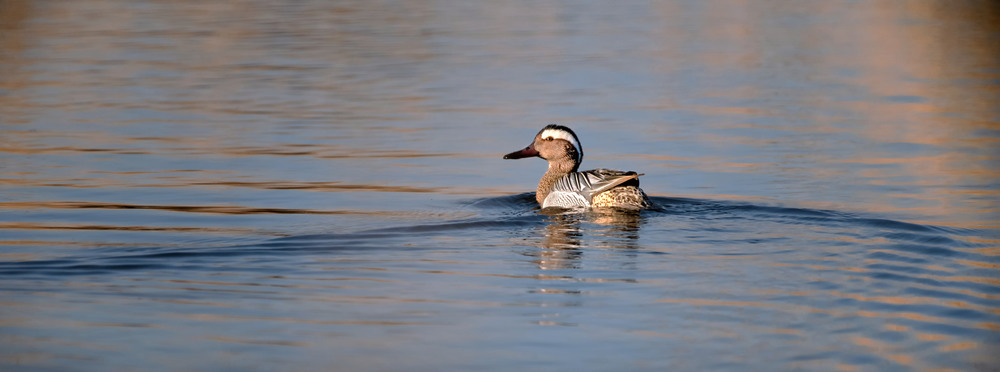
top-left (203, 336), bottom-right (308, 347)
top-left (176, 313), bottom-right (427, 327)
top-left (663, 293), bottom-right (1000, 337)
top-left (954, 258), bottom-right (1000, 269)
top-left (827, 290), bottom-right (996, 315)
top-left (856, 310), bottom-right (953, 325)
top-left (0, 175), bottom-right (522, 196)
top-left (524, 209), bottom-right (644, 270)
top-left (851, 336), bottom-right (914, 366)
top-left (0, 241), bottom-right (175, 251)
top-left (937, 341), bottom-right (979, 353)
top-left (0, 222), bottom-right (263, 233)
top-left (532, 213), bottom-right (583, 270)
top-left (0, 139), bottom-right (459, 160)
top-left (979, 323), bottom-right (1000, 331)
top-left (628, 330), bottom-right (680, 338)
top-left (656, 298), bottom-right (836, 315)
top-left (0, 201), bottom-right (463, 216)
top-left (0, 0), bottom-right (32, 128)
top-left (834, 364), bottom-right (861, 372)
top-left (916, 333), bottom-right (950, 342)
top-left (770, 262), bottom-right (870, 273)
top-left (883, 323), bottom-right (908, 332)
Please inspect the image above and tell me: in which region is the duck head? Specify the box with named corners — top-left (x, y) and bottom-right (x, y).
top-left (503, 124), bottom-right (583, 172)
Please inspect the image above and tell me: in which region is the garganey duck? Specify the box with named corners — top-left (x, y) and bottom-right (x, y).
top-left (503, 124), bottom-right (651, 210)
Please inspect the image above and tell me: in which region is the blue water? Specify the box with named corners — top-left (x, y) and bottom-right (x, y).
top-left (2, 196), bottom-right (996, 370)
top-left (1, 1), bottom-right (998, 371)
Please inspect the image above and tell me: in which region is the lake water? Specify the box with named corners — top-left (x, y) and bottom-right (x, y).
top-left (2, 1), bottom-right (999, 370)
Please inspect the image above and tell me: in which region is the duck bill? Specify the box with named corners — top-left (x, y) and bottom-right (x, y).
top-left (503, 145), bottom-right (539, 159)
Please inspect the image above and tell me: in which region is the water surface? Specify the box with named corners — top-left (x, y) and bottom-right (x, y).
top-left (1, 1), bottom-right (998, 371)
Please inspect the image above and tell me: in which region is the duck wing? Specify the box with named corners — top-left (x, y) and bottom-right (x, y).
top-left (551, 168), bottom-right (643, 204)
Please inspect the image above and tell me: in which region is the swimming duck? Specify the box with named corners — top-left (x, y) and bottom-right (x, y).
top-left (503, 124), bottom-right (650, 210)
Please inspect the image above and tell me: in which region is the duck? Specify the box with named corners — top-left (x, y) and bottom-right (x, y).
top-left (503, 124), bottom-right (651, 210)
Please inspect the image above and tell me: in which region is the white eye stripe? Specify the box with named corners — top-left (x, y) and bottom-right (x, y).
top-left (539, 128), bottom-right (582, 159)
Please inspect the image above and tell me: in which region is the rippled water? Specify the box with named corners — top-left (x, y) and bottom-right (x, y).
top-left (2, 1), bottom-right (998, 371)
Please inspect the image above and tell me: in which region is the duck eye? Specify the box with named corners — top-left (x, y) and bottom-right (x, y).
top-left (544, 136), bottom-right (554, 141)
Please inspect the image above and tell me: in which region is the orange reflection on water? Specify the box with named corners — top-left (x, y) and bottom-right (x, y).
top-left (850, 336), bottom-right (913, 367)
top-left (938, 341), bottom-right (980, 353)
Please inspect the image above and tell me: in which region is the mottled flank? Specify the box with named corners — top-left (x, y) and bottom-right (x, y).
top-left (591, 185), bottom-right (650, 210)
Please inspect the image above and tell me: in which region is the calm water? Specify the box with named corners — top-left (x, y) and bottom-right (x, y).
top-left (2, 1), bottom-right (999, 370)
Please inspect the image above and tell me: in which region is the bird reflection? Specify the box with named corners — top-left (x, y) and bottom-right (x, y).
top-left (527, 208), bottom-right (643, 270)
